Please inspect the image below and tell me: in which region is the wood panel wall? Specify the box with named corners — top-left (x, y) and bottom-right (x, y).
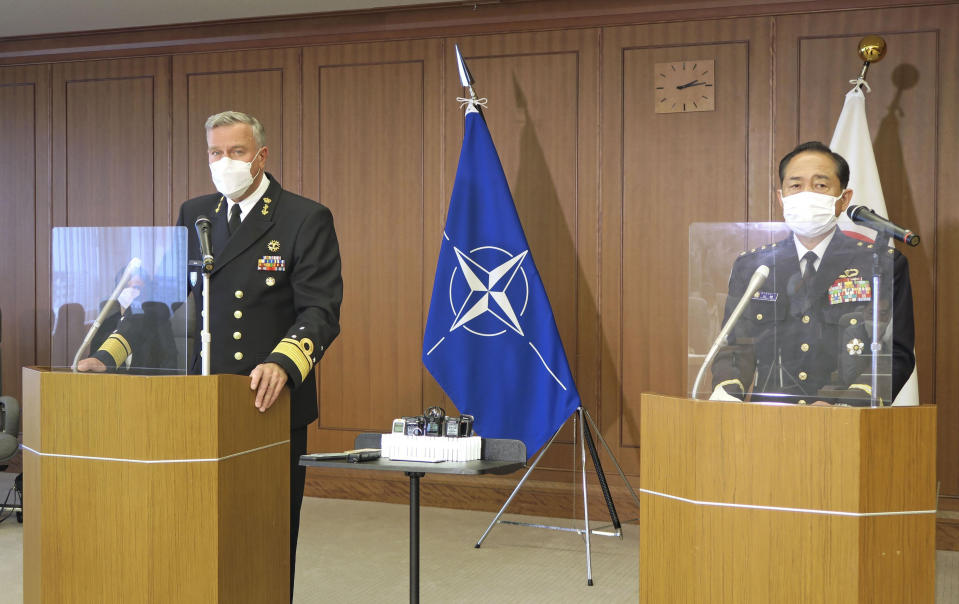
top-left (1, 0), bottom-right (956, 519)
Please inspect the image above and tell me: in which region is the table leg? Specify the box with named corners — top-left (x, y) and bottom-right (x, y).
top-left (407, 471), bottom-right (425, 604)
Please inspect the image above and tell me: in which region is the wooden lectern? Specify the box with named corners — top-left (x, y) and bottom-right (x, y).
top-left (639, 393), bottom-right (936, 603)
top-left (22, 368), bottom-right (290, 603)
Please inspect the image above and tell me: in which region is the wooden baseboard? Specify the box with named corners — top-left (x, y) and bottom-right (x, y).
top-left (937, 497), bottom-right (959, 551)
top-left (304, 467), bottom-right (640, 522)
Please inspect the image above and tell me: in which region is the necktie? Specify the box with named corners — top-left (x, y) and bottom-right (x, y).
top-left (801, 251), bottom-right (818, 290)
top-left (228, 204), bottom-right (241, 236)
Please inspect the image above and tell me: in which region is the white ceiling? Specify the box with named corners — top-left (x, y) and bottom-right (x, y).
top-left (0, 0), bottom-right (445, 39)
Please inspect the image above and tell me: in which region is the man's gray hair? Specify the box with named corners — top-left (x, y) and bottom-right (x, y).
top-left (205, 111), bottom-right (266, 148)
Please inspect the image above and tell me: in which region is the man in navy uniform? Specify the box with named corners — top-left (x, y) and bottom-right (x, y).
top-left (709, 141), bottom-right (914, 406)
top-left (80, 110), bottom-right (342, 597)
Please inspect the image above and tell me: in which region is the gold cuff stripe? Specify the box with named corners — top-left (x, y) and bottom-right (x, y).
top-left (849, 383), bottom-right (883, 406)
top-left (272, 339), bottom-right (313, 382)
top-left (99, 334), bottom-right (131, 367)
top-left (717, 379), bottom-right (744, 391)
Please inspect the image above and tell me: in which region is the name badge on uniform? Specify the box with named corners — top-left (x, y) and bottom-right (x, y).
top-left (752, 291), bottom-right (778, 302)
top-left (257, 255), bottom-right (286, 271)
top-left (828, 277), bottom-right (871, 304)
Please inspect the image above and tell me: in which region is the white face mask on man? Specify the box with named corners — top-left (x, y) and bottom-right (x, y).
top-left (781, 191), bottom-right (843, 239)
top-left (209, 148), bottom-right (263, 200)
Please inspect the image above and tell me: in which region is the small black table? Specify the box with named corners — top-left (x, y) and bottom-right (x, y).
top-left (300, 433), bottom-right (525, 604)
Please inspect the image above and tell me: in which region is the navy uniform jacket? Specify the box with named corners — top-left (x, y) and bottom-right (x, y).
top-left (96, 174), bottom-right (342, 428)
top-left (711, 230), bottom-right (914, 405)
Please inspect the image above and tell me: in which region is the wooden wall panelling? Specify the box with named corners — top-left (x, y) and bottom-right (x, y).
top-left (0, 65), bottom-right (49, 412)
top-left (52, 58), bottom-right (170, 228)
top-left (446, 30), bottom-right (601, 487)
top-left (601, 18), bottom-right (773, 474)
top-left (301, 40), bottom-right (445, 456)
top-left (171, 48), bottom-right (302, 212)
top-left (774, 3), bottom-right (959, 495)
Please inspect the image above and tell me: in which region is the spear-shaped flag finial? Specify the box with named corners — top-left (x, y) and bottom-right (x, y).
top-left (454, 43), bottom-right (477, 101)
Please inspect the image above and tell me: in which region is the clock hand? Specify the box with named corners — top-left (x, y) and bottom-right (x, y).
top-left (677, 80), bottom-right (708, 90)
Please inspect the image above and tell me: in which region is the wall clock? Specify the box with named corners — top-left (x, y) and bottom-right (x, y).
top-left (654, 60), bottom-right (715, 114)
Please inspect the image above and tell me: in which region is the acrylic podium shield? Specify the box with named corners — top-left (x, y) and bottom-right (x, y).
top-left (687, 222), bottom-right (894, 406)
top-left (49, 226), bottom-right (189, 374)
top-left (637, 223), bottom-right (935, 603)
top-left (25, 227), bottom-right (289, 603)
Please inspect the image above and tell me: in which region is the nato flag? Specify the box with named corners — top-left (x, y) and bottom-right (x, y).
top-left (422, 107), bottom-right (580, 457)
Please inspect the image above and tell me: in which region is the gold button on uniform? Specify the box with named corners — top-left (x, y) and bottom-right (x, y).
top-left (799, 371), bottom-right (808, 381)
top-left (233, 331), bottom-right (242, 340)
top-left (800, 343), bottom-right (810, 352)
top-left (756, 313), bottom-right (763, 321)
top-left (234, 310), bottom-right (243, 319)
top-left (802, 315), bottom-right (810, 324)
top-left (234, 290), bottom-right (244, 299)
top-left (265, 276), bottom-right (276, 287)
top-left (798, 400), bottom-right (807, 405)
top-left (850, 318), bottom-right (858, 325)
top-left (234, 352), bottom-right (244, 360)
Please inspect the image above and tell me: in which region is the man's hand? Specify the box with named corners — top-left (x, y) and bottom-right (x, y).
top-left (76, 357), bottom-right (107, 373)
top-left (810, 400), bottom-right (833, 407)
top-left (250, 362), bottom-right (288, 412)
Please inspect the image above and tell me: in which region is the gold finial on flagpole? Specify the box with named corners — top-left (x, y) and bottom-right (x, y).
top-left (854, 35), bottom-right (887, 87)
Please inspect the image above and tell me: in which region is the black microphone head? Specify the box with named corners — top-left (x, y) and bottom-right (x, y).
top-left (195, 215), bottom-right (212, 229)
top-left (846, 205), bottom-right (868, 220)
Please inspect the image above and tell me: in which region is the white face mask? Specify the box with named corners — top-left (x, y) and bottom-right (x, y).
top-left (781, 191), bottom-right (843, 239)
top-left (209, 148), bottom-right (262, 200)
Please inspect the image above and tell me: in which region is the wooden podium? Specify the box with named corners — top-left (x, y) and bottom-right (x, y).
top-left (639, 393), bottom-right (936, 603)
top-left (21, 368), bottom-right (290, 603)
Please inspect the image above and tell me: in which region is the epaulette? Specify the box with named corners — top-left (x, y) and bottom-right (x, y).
top-left (739, 242), bottom-right (778, 257)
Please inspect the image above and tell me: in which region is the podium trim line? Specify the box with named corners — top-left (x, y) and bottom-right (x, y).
top-left (21, 440), bottom-right (290, 464)
top-left (639, 488), bottom-right (936, 517)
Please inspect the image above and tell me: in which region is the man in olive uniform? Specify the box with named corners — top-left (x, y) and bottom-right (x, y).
top-left (81, 111), bottom-right (342, 597)
top-left (710, 141), bottom-right (914, 406)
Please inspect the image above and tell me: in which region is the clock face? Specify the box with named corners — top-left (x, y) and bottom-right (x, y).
top-left (654, 60), bottom-right (715, 114)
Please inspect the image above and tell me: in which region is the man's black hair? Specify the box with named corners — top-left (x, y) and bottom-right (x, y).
top-left (778, 141), bottom-right (850, 189)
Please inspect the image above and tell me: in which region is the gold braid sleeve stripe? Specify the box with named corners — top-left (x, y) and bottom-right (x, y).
top-left (716, 379), bottom-right (744, 391)
top-left (849, 383), bottom-right (882, 406)
top-left (99, 334), bottom-right (131, 367)
top-left (271, 338), bottom-right (313, 382)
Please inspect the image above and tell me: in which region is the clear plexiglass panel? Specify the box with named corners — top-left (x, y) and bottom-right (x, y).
top-left (688, 223), bottom-right (894, 406)
top-left (51, 226), bottom-right (188, 375)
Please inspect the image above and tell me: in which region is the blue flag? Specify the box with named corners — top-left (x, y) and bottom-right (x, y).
top-left (422, 108), bottom-right (580, 457)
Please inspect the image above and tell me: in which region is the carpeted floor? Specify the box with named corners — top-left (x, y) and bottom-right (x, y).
top-left (2, 472), bottom-right (957, 603)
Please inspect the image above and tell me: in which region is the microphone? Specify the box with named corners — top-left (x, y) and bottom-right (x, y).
top-left (846, 205), bottom-right (920, 247)
top-left (194, 215), bottom-right (215, 273)
top-left (692, 264), bottom-right (770, 399)
top-left (72, 257), bottom-right (142, 371)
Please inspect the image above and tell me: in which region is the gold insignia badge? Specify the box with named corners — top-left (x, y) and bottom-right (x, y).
top-left (846, 338), bottom-right (864, 355)
top-left (843, 268), bottom-right (860, 279)
top-left (214, 199), bottom-right (223, 214)
top-left (268, 240), bottom-right (280, 252)
top-left (260, 196), bottom-right (273, 216)
top-left (265, 276), bottom-right (276, 287)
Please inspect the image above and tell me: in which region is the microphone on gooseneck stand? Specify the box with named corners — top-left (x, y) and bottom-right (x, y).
top-left (846, 205), bottom-right (920, 247)
top-left (692, 264), bottom-right (770, 399)
top-left (194, 215), bottom-right (215, 273)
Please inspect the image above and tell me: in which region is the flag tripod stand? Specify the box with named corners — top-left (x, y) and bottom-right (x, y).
top-left (474, 405), bottom-right (640, 585)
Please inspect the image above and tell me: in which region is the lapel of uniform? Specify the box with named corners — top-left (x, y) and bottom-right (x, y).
top-left (209, 196), bottom-right (230, 255)
top-left (212, 177), bottom-right (279, 275)
top-left (771, 237), bottom-right (800, 294)
top-left (812, 230), bottom-right (855, 296)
